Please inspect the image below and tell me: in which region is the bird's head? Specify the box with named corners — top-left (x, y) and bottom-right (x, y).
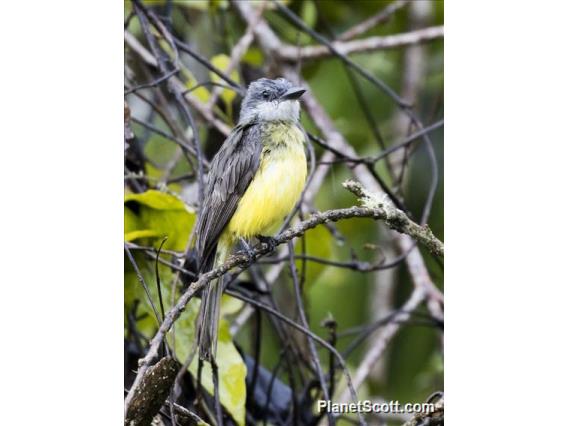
top-left (239, 77), bottom-right (306, 124)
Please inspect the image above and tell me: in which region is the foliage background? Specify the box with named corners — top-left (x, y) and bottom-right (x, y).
top-left (124, 1), bottom-right (443, 425)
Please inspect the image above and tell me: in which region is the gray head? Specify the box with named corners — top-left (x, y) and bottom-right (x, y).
top-left (239, 77), bottom-right (306, 124)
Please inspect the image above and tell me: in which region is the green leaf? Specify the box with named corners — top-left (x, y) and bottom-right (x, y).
top-left (125, 254), bottom-right (174, 339)
top-left (125, 189), bottom-right (187, 210)
top-left (124, 249), bottom-right (247, 426)
top-left (124, 189), bottom-right (245, 424)
top-left (295, 225), bottom-right (333, 284)
top-left (124, 206), bottom-right (141, 235)
top-left (210, 54), bottom-right (240, 109)
top-left (184, 68), bottom-right (211, 103)
top-left (300, 0), bottom-right (317, 29)
top-left (143, 135), bottom-right (177, 168)
top-left (124, 190), bottom-right (196, 251)
top-left (250, 0), bottom-right (291, 10)
top-left (220, 295), bottom-right (244, 316)
top-left (242, 47), bottom-right (264, 67)
top-left (142, 0), bottom-right (167, 6)
top-left (170, 297), bottom-right (247, 426)
top-left (175, 0), bottom-right (229, 11)
top-left (209, 0), bottom-right (229, 11)
top-left (124, 229), bottom-right (162, 242)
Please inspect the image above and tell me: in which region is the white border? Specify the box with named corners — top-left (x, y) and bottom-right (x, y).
top-left (446, 1), bottom-right (568, 424)
top-left (0, 1), bottom-right (123, 424)
top-left (1, 1), bottom-right (568, 424)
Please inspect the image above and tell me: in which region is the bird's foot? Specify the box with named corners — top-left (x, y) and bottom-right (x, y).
top-left (256, 235), bottom-right (278, 253)
top-left (238, 238), bottom-right (256, 262)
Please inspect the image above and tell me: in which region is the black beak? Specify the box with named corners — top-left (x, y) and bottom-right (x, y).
top-left (280, 86), bottom-right (306, 101)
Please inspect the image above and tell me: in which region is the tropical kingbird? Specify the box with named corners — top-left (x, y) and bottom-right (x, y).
top-left (195, 77), bottom-right (307, 361)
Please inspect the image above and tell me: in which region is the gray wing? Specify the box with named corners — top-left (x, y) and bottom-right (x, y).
top-left (195, 123), bottom-right (262, 272)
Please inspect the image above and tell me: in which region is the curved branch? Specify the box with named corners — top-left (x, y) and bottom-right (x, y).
top-left (125, 193), bottom-right (439, 418)
top-left (344, 180), bottom-right (444, 258)
top-left (338, 0), bottom-right (411, 41)
top-left (233, 0), bottom-right (443, 306)
top-left (278, 26), bottom-right (444, 61)
top-left (125, 357), bottom-right (178, 426)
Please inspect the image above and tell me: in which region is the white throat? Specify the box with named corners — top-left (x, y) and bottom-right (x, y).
top-left (252, 100), bottom-right (300, 122)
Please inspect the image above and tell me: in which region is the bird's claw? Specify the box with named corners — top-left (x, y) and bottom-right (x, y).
top-left (239, 238), bottom-right (256, 262)
top-left (257, 235), bottom-right (278, 253)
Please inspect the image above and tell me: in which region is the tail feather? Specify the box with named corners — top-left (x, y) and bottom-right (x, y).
top-left (197, 276), bottom-right (224, 361)
top-left (196, 237), bottom-right (231, 362)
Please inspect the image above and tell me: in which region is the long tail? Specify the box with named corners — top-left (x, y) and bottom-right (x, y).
top-left (196, 238), bottom-right (231, 362)
top-left (197, 277), bottom-right (223, 361)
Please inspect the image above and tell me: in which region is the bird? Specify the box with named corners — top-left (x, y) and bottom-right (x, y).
top-left (194, 77), bottom-right (308, 362)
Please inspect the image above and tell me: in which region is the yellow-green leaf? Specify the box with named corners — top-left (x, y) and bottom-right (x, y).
top-left (295, 225), bottom-right (333, 284)
top-left (124, 190), bottom-right (245, 424)
top-left (125, 255), bottom-right (247, 426)
top-left (220, 295), bottom-right (244, 316)
top-left (180, 66), bottom-right (211, 103)
top-left (242, 48), bottom-right (264, 67)
top-left (125, 189), bottom-right (187, 210)
top-left (250, 0), bottom-right (291, 9)
top-left (301, 0), bottom-right (317, 29)
top-left (124, 190), bottom-right (195, 251)
top-left (173, 297), bottom-right (248, 426)
top-left (142, 0), bottom-right (167, 6)
top-left (176, 0), bottom-right (228, 11)
top-left (125, 254), bottom-right (174, 338)
top-left (210, 54), bottom-right (240, 108)
top-left (125, 229), bottom-right (161, 242)
top-left (209, 0), bottom-right (229, 10)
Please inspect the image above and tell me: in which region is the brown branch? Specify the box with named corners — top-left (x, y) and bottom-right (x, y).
top-left (204, 1), bottom-right (266, 111)
top-left (338, 0), bottom-right (411, 41)
top-left (336, 288), bottom-right (425, 403)
top-left (127, 16), bottom-right (339, 341)
top-left (125, 5), bottom-right (445, 421)
top-left (344, 180), bottom-right (444, 258)
top-left (125, 190), bottom-right (442, 418)
top-left (125, 30), bottom-right (232, 137)
top-left (401, 395), bottom-right (444, 426)
top-left (164, 398), bottom-right (209, 426)
top-left (125, 200), bottom-right (416, 420)
top-left (290, 71), bottom-right (443, 305)
top-left (277, 26), bottom-right (444, 61)
top-left (389, 0), bottom-right (445, 319)
top-left (233, 0), bottom-right (443, 303)
top-left (125, 357), bottom-right (177, 426)
top-left (287, 242), bottom-right (334, 424)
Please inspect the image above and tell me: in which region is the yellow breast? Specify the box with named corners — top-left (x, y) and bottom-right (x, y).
top-left (226, 124), bottom-right (307, 240)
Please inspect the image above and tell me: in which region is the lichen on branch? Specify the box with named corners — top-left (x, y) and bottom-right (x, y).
top-left (343, 180), bottom-right (444, 258)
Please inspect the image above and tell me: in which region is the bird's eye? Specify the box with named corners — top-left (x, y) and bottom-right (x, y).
top-left (262, 90), bottom-right (270, 99)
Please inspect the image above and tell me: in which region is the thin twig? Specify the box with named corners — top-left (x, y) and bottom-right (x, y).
top-left (205, 2), bottom-right (265, 111)
top-left (287, 241), bottom-right (334, 425)
top-left (124, 67), bottom-right (179, 95)
top-left (336, 288), bottom-right (425, 403)
top-left (234, 0), bottom-right (443, 318)
top-left (126, 202), bottom-right (401, 418)
top-left (165, 398), bottom-right (209, 426)
top-left (278, 26), bottom-right (444, 61)
top-left (343, 180), bottom-right (443, 258)
top-left (338, 0), bottom-right (411, 41)
top-left (125, 244), bottom-right (162, 326)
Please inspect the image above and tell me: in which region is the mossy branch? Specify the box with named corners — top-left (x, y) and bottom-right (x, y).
top-left (125, 357), bottom-right (177, 426)
top-left (125, 187), bottom-right (442, 421)
top-left (343, 180), bottom-right (444, 258)
top-left (401, 394), bottom-right (444, 426)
